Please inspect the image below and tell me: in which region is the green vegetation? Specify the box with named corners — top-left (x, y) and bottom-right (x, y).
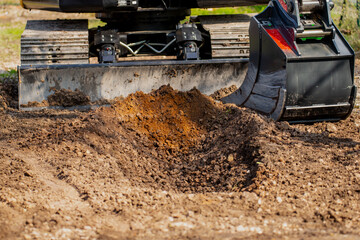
top-left (332, 0), bottom-right (360, 52)
top-left (0, 23), bottom-right (23, 40)
top-left (0, 0), bottom-right (20, 6)
top-left (89, 19), bottom-right (106, 29)
top-left (0, 69), bottom-right (17, 78)
top-left (191, 6), bottom-right (266, 15)
top-left (0, 69), bottom-right (17, 83)
top-left (0, 21), bottom-right (24, 68)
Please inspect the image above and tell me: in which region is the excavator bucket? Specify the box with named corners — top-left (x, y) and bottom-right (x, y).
top-left (222, 0), bottom-right (356, 122)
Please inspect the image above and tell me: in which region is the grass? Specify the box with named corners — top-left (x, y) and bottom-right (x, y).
top-left (191, 6), bottom-right (266, 15)
top-left (0, 0), bottom-right (19, 6)
top-left (0, 21), bottom-right (24, 69)
top-left (89, 19), bottom-right (106, 29)
top-left (0, 69), bottom-right (17, 78)
top-left (0, 69), bottom-right (17, 83)
top-left (0, 22), bottom-right (24, 40)
top-left (332, 0), bottom-right (360, 52)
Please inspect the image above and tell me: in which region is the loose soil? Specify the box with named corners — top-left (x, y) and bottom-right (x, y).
top-left (21, 89), bottom-right (91, 109)
top-left (210, 85), bottom-right (238, 100)
top-left (1, 83), bottom-right (360, 239)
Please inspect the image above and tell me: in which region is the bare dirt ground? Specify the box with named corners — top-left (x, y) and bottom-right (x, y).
top-left (1, 84), bottom-right (360, 240)
top-left (1, 4), bottom-right (360, 240)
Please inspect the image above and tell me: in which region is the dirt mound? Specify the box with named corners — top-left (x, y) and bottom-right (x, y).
top-left (19, 88), bottom-right (91, 108)
top-left (108, 85), bottom-right (220, 150)
top-left (98, 85), bottom-right (270, 192)
top-left (47, 88), bottom-right (90, 107)
top-left (20, 88), bottom-right (110, 108)
top-left (0, 81), bottom-right (17, 109)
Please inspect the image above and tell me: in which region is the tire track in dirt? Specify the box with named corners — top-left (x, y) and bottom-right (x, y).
top-left (0, 147), bottom-right (99, 239)
top-left (14, 151), bottom-right (92, 211)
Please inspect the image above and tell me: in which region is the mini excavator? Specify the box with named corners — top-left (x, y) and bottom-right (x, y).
top-left (19, 0), bottom-right (356, 122)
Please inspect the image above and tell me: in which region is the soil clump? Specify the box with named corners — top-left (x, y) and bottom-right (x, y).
top-left (210, 85), bottom-right (238, 100)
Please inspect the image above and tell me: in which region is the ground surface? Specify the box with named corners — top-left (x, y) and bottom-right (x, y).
top-left (1, 84), bottom-right (360, 240)
top-left (1, 3), bottom-right (360, 240)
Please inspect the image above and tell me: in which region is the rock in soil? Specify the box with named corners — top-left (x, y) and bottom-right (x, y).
top-left (0, 95), bottom-right (7, 111)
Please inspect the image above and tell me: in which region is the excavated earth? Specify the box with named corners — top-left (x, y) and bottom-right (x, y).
top-left (1, 77), bottom-right (360, 239)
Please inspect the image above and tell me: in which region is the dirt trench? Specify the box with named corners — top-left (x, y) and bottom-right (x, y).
top-left (0, 84), bottom-right (360, 239)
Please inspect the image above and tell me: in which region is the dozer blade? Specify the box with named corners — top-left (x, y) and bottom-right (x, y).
top-left (18, 59), bottom-right (248, 110)
top-left (221, 0), bottom-right (356, 122)
top-left (18, 17), bottom-right (251, 111)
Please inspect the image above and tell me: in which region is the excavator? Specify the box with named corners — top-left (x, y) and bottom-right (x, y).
top-left (19, 0), bottom-right (356, 122)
